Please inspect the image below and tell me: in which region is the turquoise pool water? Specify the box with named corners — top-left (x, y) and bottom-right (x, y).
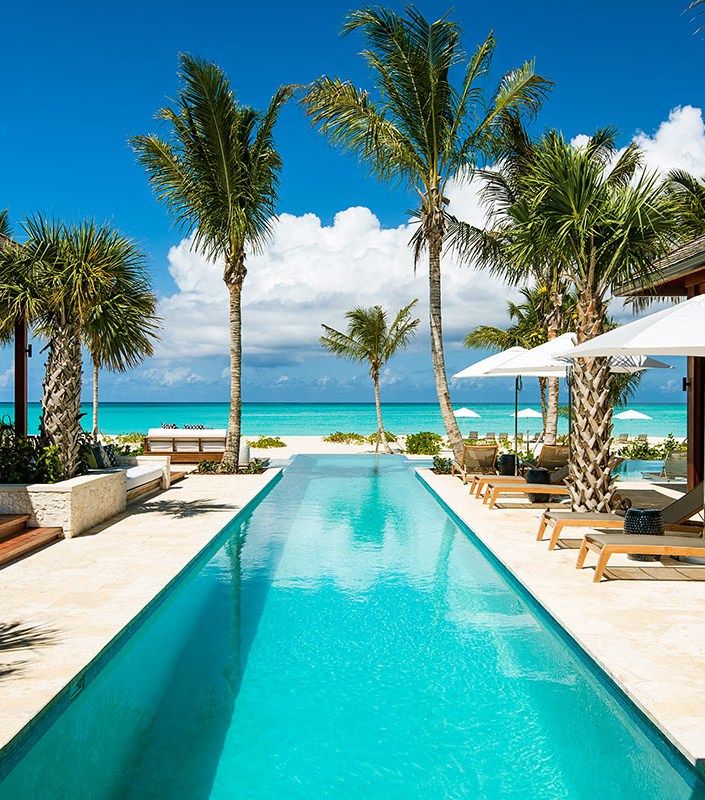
top-left (1, 455), bottom-right (703, 799)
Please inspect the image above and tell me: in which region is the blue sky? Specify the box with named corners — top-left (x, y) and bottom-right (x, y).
top-left (1, 0), bottom-right (703, 405)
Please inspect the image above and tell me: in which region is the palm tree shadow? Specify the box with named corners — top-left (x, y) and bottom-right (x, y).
top-left (131, 499), bottom-right (240, 519)
top-left (0, 622), bottom-right (57, 679)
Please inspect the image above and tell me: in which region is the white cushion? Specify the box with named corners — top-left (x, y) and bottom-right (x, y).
top-left (147, 428), bottom-right (226, 439)
top-left (125, 465), bottom-right (163, 491)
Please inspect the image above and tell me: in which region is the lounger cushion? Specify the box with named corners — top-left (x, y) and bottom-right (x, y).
top-left (146, 428), bottom-right (227, 439)
top-left (543, 512), bottom-right (620, 522)
top-left (584, 533), bottom-right (705, 547)
top-left (125, 464), bottom-right (164, 492)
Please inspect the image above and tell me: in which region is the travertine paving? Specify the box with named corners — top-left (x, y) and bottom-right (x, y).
top-left (418, 469), bottom-right (705, 771)
top-left (0, 470), bottom-right (280, 755)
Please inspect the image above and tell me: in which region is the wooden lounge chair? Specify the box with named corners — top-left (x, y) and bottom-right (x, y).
top-left (615, 433), bottom-right (629, 444)
top-left (499, 432), bottom-right (509, 440)
top-left (486, 481), bottom-right (570, 509)
top-left (484, 432), bottom-right (497, 442)
top-left (467, 431), bottom-right (479, 441)
top-left (636, 433), bottom-right (648, 443)
top-left (451, 444), bottom-right (497, 484)
top-left (577, 532), bottom-right (705, 582)
top-left (537, 482), bottom-right (704, 549)
top-left (472, 447), bottom-right (569, 500)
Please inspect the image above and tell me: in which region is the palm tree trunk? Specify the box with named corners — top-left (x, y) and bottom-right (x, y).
top-left (544, 378), bottom-right (559, 445)
top-left (373, 373), bottom-right (390, 454)
top-left (221, 276), bottom-right (243, 473)
top-left (428, 232), bottom-right (463, 459)
top-left (568, 290), bottom-right (614, 512)
top-left (40, 323), bottom-right (83, 479)
top-left (538, 377), bottom-right (548, 428)
top-left (92, 356), bottom-right (100, 442)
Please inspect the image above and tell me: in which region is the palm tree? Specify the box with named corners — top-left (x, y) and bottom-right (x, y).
top-left (0, 217), bottom-right (152, 477)
top-left (301, 6), bottom-right (550, 459)
top-left (0, 210), bottom-right (9, 241)
top-left (667, 170), bottom-right (705, 237)
top-left (132, 54), bottom-right (291, 471)
top-left (82, 248), bottom-right (159, 441)
top-left (321, 301), bottom-right (419, 453)
top-left (464, 130), bottom-right (676, 511)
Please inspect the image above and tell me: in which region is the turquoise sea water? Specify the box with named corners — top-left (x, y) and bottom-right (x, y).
top-left (0, 401), bottom-right (688, 437)
top-left (1, 455), bottom-right (702, 799)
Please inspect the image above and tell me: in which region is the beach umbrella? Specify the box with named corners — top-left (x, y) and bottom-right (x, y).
top-left (566, 295), bottom-right (705, 358)
top-left (614, 409), bottom-right (652, 421)
top-left (453, 407), bottom-right (481, 418)
top-left (514, 408), bottom-right (543, 455)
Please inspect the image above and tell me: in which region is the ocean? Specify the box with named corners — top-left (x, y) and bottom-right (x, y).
top-left (0, 402), bottom-right (688, 438)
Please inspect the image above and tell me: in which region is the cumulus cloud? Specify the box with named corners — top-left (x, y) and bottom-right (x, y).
top-left (153, 106), bottom-right (705, 377)
top-left (157, 181), bottom-right (504, 367)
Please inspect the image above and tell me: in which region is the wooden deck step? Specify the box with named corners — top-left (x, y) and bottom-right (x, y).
top-left (0, 527), bottom-right (62, 568)
top-left (0, 515), bottom-right (31, 540)
top-left (170, 471), bottom-right (187, 485)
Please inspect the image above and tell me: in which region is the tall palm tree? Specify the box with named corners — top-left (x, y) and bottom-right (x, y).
top-left (0, 217), bottom-right (151, 477)
top-left (132, 55), bottom-right (291, 472)
top-left (667, 170), bottom-right (705, 236)
top-left (0, 210), bottom-right (9, 241)
top-left (82, 248), bottom-right (159, 441)
top-left (302, 6), bottom-right (550, 459)
top-left (463, 130), bottom-right (676, 511)
top-left (321, 301), bottom-right (419, 453)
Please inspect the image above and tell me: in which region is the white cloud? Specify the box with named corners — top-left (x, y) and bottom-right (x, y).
top-left (154, 106), bottom-right (705, 373)
top-left (0, 367), bottom-right (12, 390)
top-left (156, 187), bottom-right (508, 367)
top-left (137, 365), bottom-right (209, 387)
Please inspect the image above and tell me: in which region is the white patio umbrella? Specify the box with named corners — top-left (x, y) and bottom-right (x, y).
top-left (514, 408), bottom-right (543, 455)
top-left (453, 407), bottom-right (481, 418)
top-left (566, 295), bottom-right (705, 358)
top-left (614, 409), bottom-right (652, 421)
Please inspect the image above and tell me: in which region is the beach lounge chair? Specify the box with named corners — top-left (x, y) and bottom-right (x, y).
top-left (467, 431), bottom-right (479, 441)
top-left (537, 482), bottom-right (703, 549)
top-left (451, 444), bottom-right (497, 484)
top-left (472, 446), bottom-right (569, 499)
top-left (484, 432), bottom-right (497, 442)
top-left (577, 533), bottom-right (705, 582)
top-left (615, 433), bottom-right (629, 444)
top-left (636, 433), bottom-right (648, 443)
top-left (486, 481), bottom-right (571, 509)
top-left (499, 432), bottom-right (509, 440)
top-left (642, 451), bottom-right (688, 482)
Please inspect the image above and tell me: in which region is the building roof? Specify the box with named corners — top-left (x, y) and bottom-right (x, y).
top-left (618, 234), bottom-right (705, 297)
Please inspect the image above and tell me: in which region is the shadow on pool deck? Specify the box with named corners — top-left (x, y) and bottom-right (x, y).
top-left (0, 623), bottom-right (57, 680)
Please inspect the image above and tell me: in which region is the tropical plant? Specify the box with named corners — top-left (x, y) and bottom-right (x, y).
top-left (320, 301), bottom-right (420, 453)
top-left (82, 241), bottom-right (159, 441)
top-left (666, 170), bottom-right (705, 237)
top-left (432, 455), bottom-right (453, 474)
top-left (405, 431), bottom-right (442, 455)
top-left (302, 6), bottom-right (550, 459)
top-left (455, 129), bottom-right (677, 511)
top-left (0, 217), bottom-right (153, 478)
top-left (0, 210), bottom-right (9, 241)
top-left (323, 431), bottom-right (368, 444)
top-left (132, 54), bottom-right (291, 472)
top-left (248, 435), bottom-right (286, 448)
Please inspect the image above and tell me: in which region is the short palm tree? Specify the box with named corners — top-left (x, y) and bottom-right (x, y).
top-left (132, 54), bottom-right (291, 471)
top-left (83, 250), bottom-right (159, 441)
top-left (321, 301), bottom-right (419, 453)
top-left (667, 170), bottom-right (705, 237)
top-left (0, 210), bottom-right (9, 241)
top-left (472, 131), bottom-right (676, 511)
top-left (302, 6), bottom-right (550, 459)
top-left (0, 217), bottom-right (152, 477)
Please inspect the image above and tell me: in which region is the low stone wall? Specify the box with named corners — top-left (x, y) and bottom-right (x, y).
top-left (0, 472), bottom-right (126, 538)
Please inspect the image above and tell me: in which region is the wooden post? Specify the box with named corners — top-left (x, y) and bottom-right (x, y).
top-left (13, 316), bottom-right (28, 438)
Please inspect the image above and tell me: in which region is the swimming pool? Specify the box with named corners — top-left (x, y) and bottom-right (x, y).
top-left (0, 455), bottom-right (703, 798)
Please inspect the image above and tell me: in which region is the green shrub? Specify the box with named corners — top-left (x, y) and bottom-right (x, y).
top-left (196, 457), bottom-right (269, 475)
top-left (195, 460), bottom-right (219, 474)
top-left (248, 436), bottom-right (286, 448)
top-left (0, 425), bottom-right (63, 484)
top-left (367, 430), bottom-right (397, 444)
top-left (432, 456), bottom-right (453, 474)
top-left (242, 458), bottom-right (269, 474)
top-left (102, 433), bottom-right (145, 455)
top-left (618, 435), bottom-right (685, 461)
top-left (323, 431), bottom-right (367, 444)
top-left (406, 431), bottom-right (442, 455)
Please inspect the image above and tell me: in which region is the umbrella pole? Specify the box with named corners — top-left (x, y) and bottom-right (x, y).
top-left (514, 376), bottom-right (520, 475)
top-left (567, 369), bottom-right (572, 459)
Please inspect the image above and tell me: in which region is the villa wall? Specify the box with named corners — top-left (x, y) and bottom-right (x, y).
top-left (0, 473), bottom-right (126, 538)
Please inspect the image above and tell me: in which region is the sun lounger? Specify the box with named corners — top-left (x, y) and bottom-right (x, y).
top-left (636, 433), bottom-right (648, 443)
top-left (474, 454), bottom-right (569, 500)
top-left (499, 432), bottom-right (509, 440)
top-left (467, 431), bottom-right (479, 441)
top-left (537, 482), bottom-right (704, 549)
top-left (451, 444), bottom-right (497, 484)
top-left (486, 482), bottom-right (571, 509)
top-left (484, 432), bottom-right (497, 442)
top-left (577, 532), bottom-right (705, 582)
top-left (642, 451), bottom-right (688, 482)
top-left (615, 433), bottom-right (629, 444)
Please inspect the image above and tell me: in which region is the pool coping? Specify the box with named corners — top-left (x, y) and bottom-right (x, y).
top-left (416, 468), bottom-right (705, 780)
top-left (0, 468), bottom-right (283, 778)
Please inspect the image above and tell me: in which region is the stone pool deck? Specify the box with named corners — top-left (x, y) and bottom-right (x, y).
top-left (0, 470), bottom-right (280, 757)
top-left (418, 469), bottom-right (705, 773)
